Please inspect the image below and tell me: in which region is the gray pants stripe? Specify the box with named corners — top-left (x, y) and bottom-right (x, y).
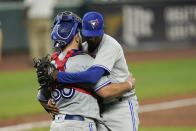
top-left (89, 122), bottom-right (93, 131)
top-left (128, 100), bottom-right (136, 131)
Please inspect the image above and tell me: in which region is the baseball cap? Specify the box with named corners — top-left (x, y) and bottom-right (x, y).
top-left (82, 12), bottom-right (104, 37)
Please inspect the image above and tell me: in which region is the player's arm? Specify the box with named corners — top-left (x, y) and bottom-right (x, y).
top-left (54, 38), bottom-right (120, 84)
top-left (98, 75), bottom-right (135, 99)
top-left (38, 99), bottom-right (59, 116)
top-left (37, 89), bottom-right (59, 115)
top-left (55, 66), bottom-right (106, 84)
top-left (94, 75), bottom-right (135, 99)
top-left (97, 82), bottom-right (133, 99)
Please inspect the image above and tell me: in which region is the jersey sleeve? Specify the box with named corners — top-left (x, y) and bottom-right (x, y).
top-left (92, 76), bottom-right (111, 92)
top-left (92, 41), bottom-right (121, 74)
top-left (57, 66), bottom-right (105, 84)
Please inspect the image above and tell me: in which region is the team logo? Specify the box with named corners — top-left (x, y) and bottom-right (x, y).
top-left (89, 19), bottom-right (99, 29)
top-left (51, 88), bottom-right (75, 102)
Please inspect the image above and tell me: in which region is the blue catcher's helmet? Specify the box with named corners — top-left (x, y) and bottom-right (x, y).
top-left (51, 11), bottom-right (82, 48)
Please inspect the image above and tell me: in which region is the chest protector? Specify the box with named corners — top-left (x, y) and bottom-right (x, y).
top-left (52, 49), bottom-right (94, 96)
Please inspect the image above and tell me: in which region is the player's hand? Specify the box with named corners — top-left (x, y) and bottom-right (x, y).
top-left (52, 70), bottom-right (58, 80)
top-left (47, 98), bottom-right (59, 115)
top-left (126, 73), bottom-right (136, 90)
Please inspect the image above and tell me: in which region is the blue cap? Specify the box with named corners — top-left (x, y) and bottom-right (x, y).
top-left (82, 12), bottom-right (104, 37)
top-left (51, 13), bottom-right (81, 48)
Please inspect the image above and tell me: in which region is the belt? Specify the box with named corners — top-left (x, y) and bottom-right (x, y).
top-left (55, 114), bottom-right (85, 121)
top-left (103, 93), bottom-right (136, 105)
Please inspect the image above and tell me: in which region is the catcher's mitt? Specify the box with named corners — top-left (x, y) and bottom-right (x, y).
top-left (33, 55), bottom-right (56, 96)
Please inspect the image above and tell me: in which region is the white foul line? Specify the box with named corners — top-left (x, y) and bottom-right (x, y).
top-left (0, 121), bottom-right (51, 131)
top-left (139, 98), bottom-right (196, 113)
top-left (0, 98), bottom-right (196, 131)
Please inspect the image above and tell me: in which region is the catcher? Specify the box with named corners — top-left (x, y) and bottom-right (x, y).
top-left (34, 11), bottom-right (135, 131)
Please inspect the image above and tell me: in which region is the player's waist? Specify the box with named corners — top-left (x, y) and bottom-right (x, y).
top-left (54, 114), bottom-right (85, 121)
top-left (54, 114), bottom-right (97, 124)
top-left (103, 91), bottom-right (136, 105)
top-left (122, 89), bottom-right (136, 97)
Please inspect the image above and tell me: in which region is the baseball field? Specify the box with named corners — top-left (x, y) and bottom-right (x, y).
top-left (0, 47), bottom-right (196, 131)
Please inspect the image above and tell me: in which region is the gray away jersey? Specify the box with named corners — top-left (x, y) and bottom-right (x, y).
top-left (37, 52), bottom-right (111, 120)
top-left (92, 34), bottom-right (136, 101)
top-left (90, 34), bottom-right (139, 131)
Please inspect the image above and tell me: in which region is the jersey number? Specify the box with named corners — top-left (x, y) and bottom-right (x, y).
top-left (51, 88), bottom-right (75, 101)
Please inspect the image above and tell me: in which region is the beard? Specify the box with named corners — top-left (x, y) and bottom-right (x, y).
top-left (78, 37), bottom-right (84, 51)
top-left (78, 42), bottom-right (83, 51)
top-left (87, 42), bottom-right (99, 53)
top-left (77, 34), bottom-right (83, 51)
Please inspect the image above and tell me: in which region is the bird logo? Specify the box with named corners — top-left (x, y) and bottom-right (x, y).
top-left (89, 19), bottom-right (99, 29)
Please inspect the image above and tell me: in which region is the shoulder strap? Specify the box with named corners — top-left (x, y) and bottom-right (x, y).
top-left (52, 50), bottom-right (94, 71)
top-left (52, 50), bottom-right (74, 71)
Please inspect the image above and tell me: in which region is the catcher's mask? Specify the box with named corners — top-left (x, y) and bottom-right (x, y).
top-left (51, 12), bottom-right (82, 48)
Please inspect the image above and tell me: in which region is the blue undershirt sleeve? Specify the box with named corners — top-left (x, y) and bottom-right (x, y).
top-left (57, 66), bottom-right (105, 84)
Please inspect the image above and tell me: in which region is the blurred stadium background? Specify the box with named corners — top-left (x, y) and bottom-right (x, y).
top-left (0, 0), bottom-right (196, 52)
top-left (0, 0), bottom-right (196, 131)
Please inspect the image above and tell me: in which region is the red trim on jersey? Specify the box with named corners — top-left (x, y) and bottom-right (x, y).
top-left (52, 50), bottom-right (94, 96)
top-left (73, 87), bottom-right (93, 96)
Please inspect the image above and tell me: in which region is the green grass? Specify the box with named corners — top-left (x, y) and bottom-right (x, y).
top-left (0, 58), bottom-right (196, 119)
top-left (0, 70), bottom-right (44, 119)
top-left (129, 58), bottom-right (196, 100)
top-left (24, 126), bottom-right (196, 131)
